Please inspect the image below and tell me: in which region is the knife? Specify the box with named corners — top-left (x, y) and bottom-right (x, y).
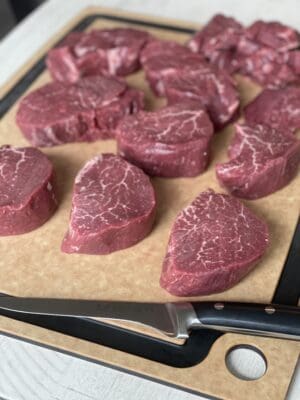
top-left (0, 297), bottom-right (299, 340)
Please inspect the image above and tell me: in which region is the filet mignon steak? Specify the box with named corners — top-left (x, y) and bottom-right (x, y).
top-left (216, 123), bottom-right (300, 199)
top-left (0, 145), bottom-right (57, 235)
top-left (46, 28), bottom-right (151, 83)
top-left (160, 189), bottom-right (269, 296)
top-left (244, 85), bottom-right (300, 133)
top-left (164, 68), bottom-right (240, 129)
top-left (116, 102), bottom-right (214, 177)
top-left (140, 40), bottom-right (207, 96)
top-left (16, 76), bottom-right (144, 147)
top-left (62, 154), bottom-right (156, 255)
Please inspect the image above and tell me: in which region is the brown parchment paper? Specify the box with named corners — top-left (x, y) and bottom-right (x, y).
top-left (0, 7), bottom-right (299, 400)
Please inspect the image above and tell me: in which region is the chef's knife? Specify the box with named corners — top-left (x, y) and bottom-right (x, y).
top-left (0, 297), bottom-right (299, 340)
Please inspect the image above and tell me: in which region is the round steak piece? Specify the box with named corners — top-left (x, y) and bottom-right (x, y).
top-left (62, 154), bottom-right (156, 255)
top-left (0, 145), bottom-right (57, 235)
top-left (16, 76), bottom-right (144, 146)
top-left (160, 189), bottom-right (269, 296)
top-left (116, 102), bottom-right (214, 177)
top-left (216, 123), bottom-right (300, 199)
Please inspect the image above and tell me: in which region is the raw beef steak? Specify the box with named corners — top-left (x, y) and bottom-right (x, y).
top-left (245, 20), bottom-right (300, 52)
top-left (187, 14), bottom-right (244, 73)
top-left (216, 123), bottom-right (300, 199)
top-left (244, 85), bottom-right (300, 133)
top-left (160, 189), bottom-right (269, 296)
top-left (0, 145), bottom-right (57, 235)
top-left (164, 68), bottom-right (239, 129)
top-left (237, 44), bottom-right (298, 88)
top-left (47, 28), bottom-right (151, 83)
top-left (16, 76), bottom-right (144, 146)
top-left (235, 21), bottom-right (300, 87)
top-left (62, 154), bottom-right (156, 255)
top-left (116, 102), bottom-right (214, 177)
top-left (140, 40), bottom-right (207, 96)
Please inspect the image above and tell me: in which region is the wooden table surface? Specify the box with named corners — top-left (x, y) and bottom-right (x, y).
top-left (0, 1), bottom-right (299, 399)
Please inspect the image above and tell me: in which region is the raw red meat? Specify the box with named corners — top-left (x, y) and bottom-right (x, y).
top-left (47, 28), bottom-right (151, 83)
top-left (140, 40), bottom-right (207, 96)
top-left (0, 145), bottom-right (57, 235)
top-left (61, 154), bottom-right (156, 255)
top-left (116, 102), bottom-right (214, 177)
top-left (246, 20), bottom-right (300, 52)
top-left (164, 68), bottom-right (239, 129)
top-left (160, 189), bottom-right (269, 296)
top-left (288, 51), bottom-right (300, 74)
top-left (237, 45), bottom-right (298, 88)
top-left (216, 123), bottom-right (300, 199)
top-left (16, 76), bottom-right (144, 147)
top-left (244, 85), bottom-right (300, 133)
top-left (235, 21), bottom-right (300, 87)
top-left (187, 14), bottom-right (244, 73)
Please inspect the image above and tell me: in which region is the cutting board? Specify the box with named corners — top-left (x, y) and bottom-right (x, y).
top-left (0, 6), bottom-right (299, 400)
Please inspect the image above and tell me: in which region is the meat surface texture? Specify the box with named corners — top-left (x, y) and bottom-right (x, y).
top-left (0, 145), bottom-right (57, 235)
top-left (16, 76), bottom-right (144, 147)
top-left (236, 21), bottom-right (300, 87)
top-left (62, 154), bottom-right (156, 255)
top-left (187, 14), bottom-right (244, 73)
top-left (164, 68), bottom-right (240, 129)
top-left (216, 123), bottom-right (300, 199)
top-left (116, 102), bottom-right (214, 177)
top-left (246, 20), bottom-right (299, 52)
top-left (47, 28), bottom-right (151, 83)
top-left (244, 85), bottom-right (300, 133)
top-left (160, 189), bottom-right (269, 296)
top-left (140, 40), bottom-right (207, 96)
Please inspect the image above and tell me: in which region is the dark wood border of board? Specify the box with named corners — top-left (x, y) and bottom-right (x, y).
top-left (0, 12), bottom-right (299, 370)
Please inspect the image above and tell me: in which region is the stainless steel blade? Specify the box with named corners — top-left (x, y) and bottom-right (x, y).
top-left (0, 297), bottom-right (198, 338)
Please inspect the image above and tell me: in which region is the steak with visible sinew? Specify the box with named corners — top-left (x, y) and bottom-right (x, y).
top-left (160, 189), bottom-right (269, 296)
top-left (16, 76), bottom-right (144, 147)
top-left (116, 102), bottom-right (214, 177)
top-left (47, 28), bottom-right (152, 83)
top-left (62, 154), bottom-right (156, 255)
top-left (140, 40), bottom-right (207, 96)
top-left (216, 123), bottom-right (300, 199)
top-left (244, 85), bottom-right (300, 133)
top-left (164, 68), bottom-right (240, 129)
top-left (0, 145), bottom-right (57, 235)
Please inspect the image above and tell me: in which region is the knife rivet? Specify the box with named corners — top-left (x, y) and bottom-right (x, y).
top-left (265, 306), bottom-right (275, 314)
top-left (214, 302), bottom-right (224, 310)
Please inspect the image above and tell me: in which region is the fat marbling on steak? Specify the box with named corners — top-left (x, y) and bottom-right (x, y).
top-left (0, 145), bottom-right (57, 235)
top-left (62, 154), bottom-right (156, 255)
top-left (160, 189), bottom-right (269, 296)
top-left (187, 14), bottom-right (244, 73)
top-left (164, 68), bottom-right (239, 129)
top-left (116, 102), bottom-right (214, 177)
top-left (216, 123), bottom-right (300, 199)
top-left (140, 40), bottom-right (207, 96)
top-left (236, 21), bottom-right (300, 87)
top-left (16, 76), bottom-right (144, 147)
top-left (47, 28), bottom-right (152, 83)
top-left (244, 85), bottom-right (300, 133)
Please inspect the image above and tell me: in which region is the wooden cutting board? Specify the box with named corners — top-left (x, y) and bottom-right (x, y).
top-left (0, 6), bottom-right (299, 400)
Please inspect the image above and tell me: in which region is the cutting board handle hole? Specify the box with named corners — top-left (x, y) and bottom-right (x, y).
top-left (225, 345), bottom-right (267, 381)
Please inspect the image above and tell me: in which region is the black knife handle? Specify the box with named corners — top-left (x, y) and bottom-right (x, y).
top-left (191, 302), bottom-right (300, 340)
